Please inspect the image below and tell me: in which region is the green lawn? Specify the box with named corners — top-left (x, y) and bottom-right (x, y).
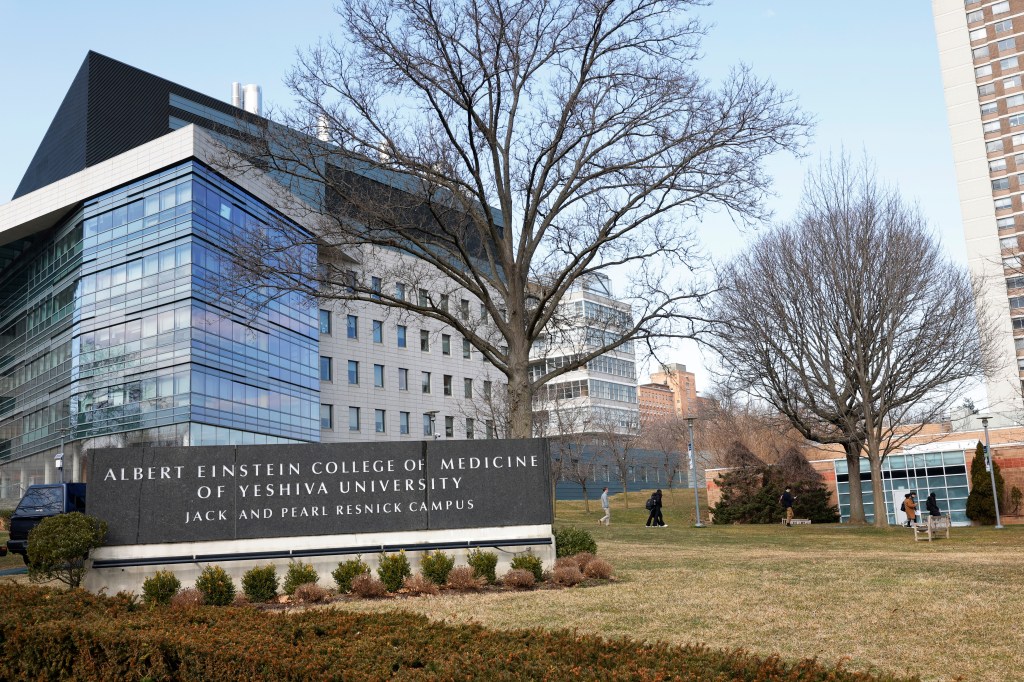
top-left (337, 489), bottom-right (1024, 682)
top-left (0, 530), bottom-right (23, 571)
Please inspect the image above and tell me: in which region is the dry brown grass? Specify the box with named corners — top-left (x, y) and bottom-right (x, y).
top-left (333, 492), bottom-right (1024, 682)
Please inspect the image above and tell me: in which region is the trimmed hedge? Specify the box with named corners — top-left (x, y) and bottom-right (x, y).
top-left (0, 584), bottom-right (912, 681)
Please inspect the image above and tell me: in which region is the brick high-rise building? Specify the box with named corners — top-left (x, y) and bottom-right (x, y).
top-left (648, 362), bottom-right (698, 418)
top-left (638, 382), bottom-right (675, 426)
top-left (934, 0), bottom-right (1024, 411)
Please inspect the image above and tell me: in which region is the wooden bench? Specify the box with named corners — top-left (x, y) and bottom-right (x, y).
top-left (913, 515), bottom-right (951, 542)
top-left (780, 518), bottom-right (811, 525)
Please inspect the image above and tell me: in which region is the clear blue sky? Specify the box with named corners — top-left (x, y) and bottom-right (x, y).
top-left (0, 1), bottom-right (961, 390)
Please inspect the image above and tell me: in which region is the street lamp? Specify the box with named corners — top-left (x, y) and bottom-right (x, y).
top-left (978, 415), bottom-right (1004, 529)
top-left (56, 425), bottom-right (72, 483)
top-left (687, 416), bottom-right (704, 527)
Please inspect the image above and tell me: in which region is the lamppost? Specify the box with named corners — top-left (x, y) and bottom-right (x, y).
top-left (55, 425), bottom-right (71, 484)
top-left (687, 416), bottom-right (703, 527)
top-left (979, 415), bottom-right (1004, 529)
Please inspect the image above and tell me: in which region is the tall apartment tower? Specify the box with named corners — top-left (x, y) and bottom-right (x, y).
top-left (648, 363), bottom-right (697, 418)
top-left (934, 0), bottom-right (1024, 412)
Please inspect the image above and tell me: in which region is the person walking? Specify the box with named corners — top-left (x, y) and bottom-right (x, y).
top-left (780, 487), bottom-right (795, 526)
top-left (926, 492), bottom-right (941, 518)
top-left (598, 487), bottom-right (611, 526)
top-left (904, 492), bottom-right (918, 527)
top-left (645, 489), bottom-right (666, 527)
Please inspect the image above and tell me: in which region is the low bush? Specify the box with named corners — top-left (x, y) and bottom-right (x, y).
top-left (445, 566), bottom-right (485, 591)
top-left (554, 556), bottom-right (579, 570)
top-left (419, 549), bottom-right (455, 585)
top-left (570, 552), bottom-right (596, 572)
top-left (283, 561), bottom-right (319, 596)
top-left (332, 556), bottom-right (370, 593)
top-left (141, 570), bottom-right (181, 606)
top-left (502, 568), bottom-right (536, 589)
top-left (403, 574), bottom-right (440, 596)
top-left (510, 553), bottom-right (544, 582)
top-left (583, 557), bottom-right (614, 580)
top-left (554, 526), bottom-right (597, 557)
top-left (292, 583), bottom-right (332, 604)
top-left (0, 583), bottom-right (914, 681)
top-left (552, 564), bottom-right (584, 586)
top-left (170, 587), bottom-right (204, 609)
top-left (195, 565), bottom-right (236, 606)
top-left (242, 565), bottom-right (279, 603)
top-left (26, 512), bottom-right (107, 589)
top-left (351, 573), bottom-right (387, 598)
top-left (377, 551), bottom-right (411, 592)
top-left (466, 548), bottom-right (497, 584)
top-left (0, 508), bottom-right (12, 531)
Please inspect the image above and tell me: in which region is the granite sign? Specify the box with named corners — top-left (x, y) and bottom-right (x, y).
top-left (87, 439), bottom-right (552, 546)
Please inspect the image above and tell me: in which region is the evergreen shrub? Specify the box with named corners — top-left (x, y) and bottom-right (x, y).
top-left (332, 557), bottom-right (370, 593)
top-left (510, 553), bottom-right (544, 582)
top-left (377, 551), bottom-right (411, 592)
top-left (195, 565), bottom-right (236, 606)
top-left (466, 548), bottom-right (497, 584)
top-left (141, 570), bottom-right (181, 606)
top-left (283, 561), bottom-right (319, 596)
top-left (419, 550), bottom-right (455, 585)
top-left (554, 527), bottom-right (597, 557)
top-left (242, 565), bottom-right (279, 603)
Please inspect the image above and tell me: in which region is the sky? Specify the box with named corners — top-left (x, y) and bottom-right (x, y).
top-left (0, 1), bottom-right (963, 394)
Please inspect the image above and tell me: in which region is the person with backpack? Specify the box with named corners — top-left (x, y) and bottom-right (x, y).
top-left (779, 487), bottom-right (795, 526)
top-left (926, 492), bottom-right (941, 518)
top-left (645, 489), bottom-right (666, 527)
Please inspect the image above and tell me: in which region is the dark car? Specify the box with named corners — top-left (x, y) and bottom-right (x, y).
top-left (5, 483), bottom-right (86, 564)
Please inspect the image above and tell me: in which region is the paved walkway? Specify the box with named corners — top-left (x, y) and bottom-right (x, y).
top-left (0, 566), bottom-right (26, 576)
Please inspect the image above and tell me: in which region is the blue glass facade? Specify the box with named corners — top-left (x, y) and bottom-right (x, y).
top-left (0, 162), bottom-right (319, 480)
top-left (835, 451), bottom-right (970, 525)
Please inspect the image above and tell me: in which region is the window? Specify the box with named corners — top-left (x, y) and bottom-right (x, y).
top-left (349, 406), bottom-right (360, 431)
top-left (319, 310), bottom-right (331, 334)
top-left (1005, 76), bottom-right (1022, 90)
top-left (466, 418), bottom-right (475, 439)
top-left (1013, 133), bottom-right (1024, 146)
top-left (479, 302), bottom-right (488, 321)
top-left (1001, 57), bottom-right (1019, 71)
top-left (1014, 317), bottom-right (1024, 331)
top-left (420, 329), bottom-right (430, 352)
top-left (994, 177), bottom-right (1011, 190)
top-left (445, 416), bottom-right (454, 438)
top-left (395, 282), bottom-right (406, 301)
top-left (443, 375), bottom-right (453, 396)
top-left (400, 411), bottom-right (410, 434)
top-left (460, 298), bottom-right (470, 320)
top-left (977, 64), bottom-right (993, 78)
top-left (998, 215), bottom-right (1016, 228)
top-left (464, 378), bottom-right (473, 399)
top-left (439, 294), bottom-right (449, 312)
top-left (483, 380), bottom-right (492, 400)
top-left (442, 334), bottom-right (451, 355)
top-left (974, 45), bottom-right (991, 60)
top-left (988, 139), bottom-right (1005, 153)
top-left (422, 371), bottom-right (431, 393)
top-left (982, 101), bottom-right (999, 116)
top-left (374, 364), bottom-right (385, 387)
top-left (486, 420), bottom-right (494, 439)
top-left (320, 404), bottom-right (333, 429)
top-left (980, 83), bottom-right (997, 97)
top-left (399, 368), bottom-right (409, 390)
top-left (462, 338), bottom-right (471, 359)
top-left (372, 320), bottom-right (383, 343)
top-left (347, 315), bottom-right (358, 339)
top-left (1002, 236), bottom-right (1019, 249)
top-left (348, 360), bottom-right (359, 384)
top-left (371, 276), bottom-right (382, 300)
top-left (996, 197), bottom-right (1014, 210)
top-left (993, 1), bottom-right (1010, 15)
top-left (998, 37), bottom-right (1016, 52)
top-left (967, 9), bottom-right (983, 23)
top-left (418, 288), bottom-right (430, 307)
top-left (1012, 114), bottom-right (1024, 127)
top-left (397, 325), bottom-right (407, 348)
top-left (375, 409), bottom-right (386, 433)
top-left (423, 413), bottom-right (434, 436)
top-left (320, 356), bottom-right (333, 381)
top-left (970, 27), bottom-right (988, 41)
top-left (992, 158), bottom-right (1009, 172)
top-left (1008, 93), bottom-right (1024, 107)
top-left (984, 120), bottom-right (1002, 134)
top-left (996, 19), bottom-right (1014, 33)
top-left (344, 269), bottom-right (357, 293)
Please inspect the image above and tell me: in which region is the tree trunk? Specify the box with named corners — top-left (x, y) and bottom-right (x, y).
top-left (506, 346), bottom-right (533, 439)
top-left (581, 484), bottom-right (590, 513)
top-left (844, 442), bottom-right (866, 525)
top-left (620, 476), bottom-right (629, 509)
top-left (868, 453), bottom-right (887, 527)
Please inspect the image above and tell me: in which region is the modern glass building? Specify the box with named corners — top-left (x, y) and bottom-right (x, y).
top-left (834, 450), bottom-right (971, 525)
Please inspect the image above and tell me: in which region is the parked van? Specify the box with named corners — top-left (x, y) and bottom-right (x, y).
top-left (5, 483), bottom-right (86, 564)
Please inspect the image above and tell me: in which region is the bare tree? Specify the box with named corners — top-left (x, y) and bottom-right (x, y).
top-left (712, 154), bottom-right (993, 526)
top-left (642, 415), bottom-right (686, 491)
top-left (218, 0), bottom-right (809, 438)
top-left (693, 384), bottom-right (808, 468)
top-left (594, 416), bottom-right (640, 508)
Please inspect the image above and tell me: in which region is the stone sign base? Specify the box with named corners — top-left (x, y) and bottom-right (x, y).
top-left (84, 523), bottom-right (554, 594)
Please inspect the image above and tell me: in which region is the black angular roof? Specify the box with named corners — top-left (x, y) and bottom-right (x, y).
top-left (14, 51), bottom-right (258, 200)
